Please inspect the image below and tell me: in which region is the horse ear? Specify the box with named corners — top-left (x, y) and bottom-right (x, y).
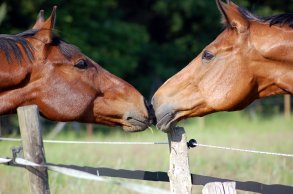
top-left (216, 0), bottom-right (249, 33)
top-left (43, 6), bottom-right (57, 32)
top-left (32, 10), bottom-right (45, 29)
top-left (34, 6), bottom-right (57, 44)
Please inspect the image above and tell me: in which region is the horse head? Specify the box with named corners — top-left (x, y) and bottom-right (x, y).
top-left (0, 7), bottom-right (152, 132)
top-left (152, 0), bottom-right (293, 131)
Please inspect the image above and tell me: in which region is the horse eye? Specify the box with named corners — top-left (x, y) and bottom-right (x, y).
top-left (202, 50), bottom-right (214, 61)
top-left (74, 60), bottom-right (88, 69)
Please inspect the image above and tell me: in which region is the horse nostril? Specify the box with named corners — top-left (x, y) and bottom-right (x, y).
top-left (126, 116), bottom-right (133, 120)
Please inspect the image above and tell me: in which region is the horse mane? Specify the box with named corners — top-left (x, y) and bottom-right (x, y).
top-left (0, 29), bottom-right (80, 64)
top-left (238, 6), bottom-right (293, 28)
top-left (51, 36), bottom-right (81, 60)
top-left (0, 29), bottom-right (36, 63)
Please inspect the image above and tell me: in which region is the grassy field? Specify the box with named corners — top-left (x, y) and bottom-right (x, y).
top-left (0, 111), bottom-right (292, 194)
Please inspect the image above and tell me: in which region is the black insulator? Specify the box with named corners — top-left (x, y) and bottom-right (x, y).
top-left (187, 139), bottom-right (197, 149)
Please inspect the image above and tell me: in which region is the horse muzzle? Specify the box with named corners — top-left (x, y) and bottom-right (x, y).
top-left (123, 112), bottom-right (151, 132)
top-left (153, 104), bottom-right (177, 132)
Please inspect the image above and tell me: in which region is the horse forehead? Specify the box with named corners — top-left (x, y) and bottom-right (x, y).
top-left (212, 29), bottom-right (237, 47)
top-left (86, 57), bottom-right (102, 68)
top-left (48, 44), bottom-right (83, 60)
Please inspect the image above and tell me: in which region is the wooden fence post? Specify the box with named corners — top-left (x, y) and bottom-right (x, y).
top-left (167, 126), bottom-right (192, 194)
top-left (17, 105), bottom-right (50, 194)
top-left (86, 124), bottom-right (93, 138)
top-left (284, 94), bottom-right (291, 119)
top-left (202, 182), bottom-right (236, 194)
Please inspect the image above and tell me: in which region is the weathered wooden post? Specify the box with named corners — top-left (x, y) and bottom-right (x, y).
top-left (167, 126), bottom-right (192, 193)
top-left (86, 123), bottom-right (94, 138)
top-left (17, 105), bottom-right (50, 194)
top-left (202, 182), bottom-right (236, 194)
top-left (284, 94), bottom-right (291, 119)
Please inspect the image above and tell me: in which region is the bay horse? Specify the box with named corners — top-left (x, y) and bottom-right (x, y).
top-left (0, 7), bottom-right (152, 132)
top-left (152, 0), bottom-right (293, 131)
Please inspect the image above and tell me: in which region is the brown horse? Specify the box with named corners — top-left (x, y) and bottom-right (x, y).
top-left (152, 0), bottom-right (293, 131)
top-left (0, 7), bottom-right (152, 132)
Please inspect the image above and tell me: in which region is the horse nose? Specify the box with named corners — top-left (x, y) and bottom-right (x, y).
top-left (154, 105), bottom-right (175, 131)
top-left (144, 99), bottom-right (157, 125)
top-left (151, 94), bottom-right (175, 131)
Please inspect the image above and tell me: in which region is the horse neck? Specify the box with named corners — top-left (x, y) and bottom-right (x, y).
top-left (249, 23), bottom-right (293, 97)
top-left (0, 49), bottom-right (33, 91)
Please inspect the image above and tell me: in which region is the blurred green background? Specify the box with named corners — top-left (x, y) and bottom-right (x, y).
top-left (0, 0), bottom-right (293, 97)
top-left (0, 0), bottom-right (292, 193)
top-left (0, 0), bottom-right (292, 134)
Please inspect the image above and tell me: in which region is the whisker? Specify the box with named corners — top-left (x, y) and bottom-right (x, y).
top-left (148, 126), bottom-right (154, 134)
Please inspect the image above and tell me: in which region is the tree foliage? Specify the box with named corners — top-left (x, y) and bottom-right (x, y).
top-left (0, 0), bottom-right (292, 97)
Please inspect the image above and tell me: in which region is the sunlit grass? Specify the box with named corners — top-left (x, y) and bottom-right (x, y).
top-left (0, 111), bottom-right (292, 194)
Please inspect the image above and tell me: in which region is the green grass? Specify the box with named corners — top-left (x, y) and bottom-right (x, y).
top-left (0, 111), bottom-right (292, 194)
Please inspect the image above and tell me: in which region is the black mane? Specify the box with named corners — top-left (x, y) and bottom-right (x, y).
top-left (0, 29), bottom-right (80, 64)
top-left (52, 36), bottom-right (80, 60)
top-left (0, 29), bottom-right (37, 63)
top-left (238, 6), bottom-right (293, 28)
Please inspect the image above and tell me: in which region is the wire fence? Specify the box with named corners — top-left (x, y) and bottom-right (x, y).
top-left (1, 135), bottom-right (293, 194)
top-left (1, 155), bottom-right (292, 194)
top-left (0, 157), bottom-right (170, 194)
top-left (1, 125), bottom-right (293, 194)
top-left (1, 137), bottom-right (293, 157)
